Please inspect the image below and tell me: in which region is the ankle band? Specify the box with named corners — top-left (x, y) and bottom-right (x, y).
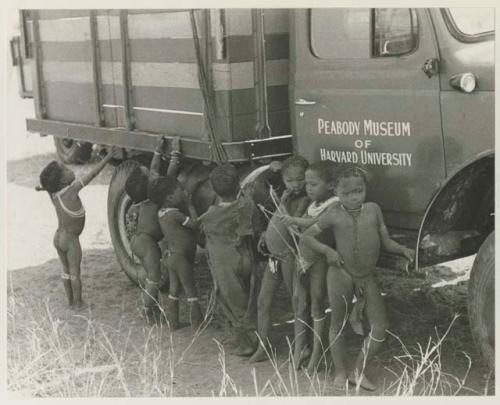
top-left (61, 273), bottom-right (71, 280)
top-left (187, 297), bottom-right (199, 302)
top-left (313, 316), bottom-right (326, 322)
top-left (369, 332), bottom-right (385, 343)
top-left (168, 295), bottom-right (179, 301)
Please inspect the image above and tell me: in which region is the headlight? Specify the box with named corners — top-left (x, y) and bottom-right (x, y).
top-left (449, 73), bottom-right (477, 93)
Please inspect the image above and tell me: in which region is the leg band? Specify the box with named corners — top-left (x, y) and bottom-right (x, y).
top-left (61, 273), bottom-right (71, 280)
top-left (369, 332), bottom-right (385, 343)
top-left (168, 295), bottom-right (179, 301)
top-left (187, 297), bottom-right (199, 302)
top-left (146, 279), bottom-right (159, 286)
top-left (313, 316), bottom-right (326, 322)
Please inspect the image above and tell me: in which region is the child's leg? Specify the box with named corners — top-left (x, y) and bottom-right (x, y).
top-left (66, 234), bottom-right (83, 307)
top-left (349, 278), bottom-right (389, 391)
top-left (250, 261), bottom-right (282, 363)
top-left (306, 260), bottom-right (329, 373)
top-left (168, 252), bottom-right (203, 330)
top-left (141, 241), bottom-right (161, 309)
top-left (166, 258), bottom-right (181, 329)
top-left (327, 267), bottom-right (354, 389)
top-left (293, 272), bottom-right (311, 370)
top-left (53, 230), bottom-right (73, 306)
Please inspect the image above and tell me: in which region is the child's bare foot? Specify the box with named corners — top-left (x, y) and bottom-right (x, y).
top-left (333, 372), bottom-right (349, 392)
top-left (72, 300), bottom-right (87, 310)
top-left (235, 338), bottom-right (255, 357)
top-left (249, 345), bottom-right (268, 363)
top-left (293, 345), bottom-right (311, 370)
top-left (348, 371), bottom-right (377, 391)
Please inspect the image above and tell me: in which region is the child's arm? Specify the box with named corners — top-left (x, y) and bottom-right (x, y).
top-left (71, 147), bottom-right (117, 192)
top-left (280, 215), bottom-right (317, 229)
top-left (302, 220), bottom-right (343, 267)
top-left (166, 136), bottom-right (181, 179)
top-left (149, 136), bottom-right (168, 181)
top-left (375, 203), bottom-right (414, 262)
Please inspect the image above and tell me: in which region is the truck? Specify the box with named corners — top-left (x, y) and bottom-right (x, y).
top-left (11, 8), bottom-right (494, 368)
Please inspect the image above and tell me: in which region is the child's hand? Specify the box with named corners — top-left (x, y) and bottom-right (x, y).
top-left (156, 136), bottom-right (168, 153)
top-left (107, 146), bottom-right (121, 160)
top-left (257, 233), bottom-right (267, 255)
top-left (402, 247), bottom-right (415, 263)
top-left (170, 136), bottom-right (181, 155)
top-left (326, 249), bottom-right (344, 268)
top-left (279, 214), bottom-right (295, 227)
top-left (280, 189), bottom-right (293, 205)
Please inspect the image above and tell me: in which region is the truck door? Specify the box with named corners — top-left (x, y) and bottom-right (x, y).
top-left (291, 8), bottom-right (445, 229)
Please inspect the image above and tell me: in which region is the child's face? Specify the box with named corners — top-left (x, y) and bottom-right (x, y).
top-left (335, 175), bottom-right (366, 210)
top-left (305, 169), bottom-right (334, 203)
top-left (59, 164), bottom-right (75, 187)
top-left (282, 166), bottom-right (306, 195)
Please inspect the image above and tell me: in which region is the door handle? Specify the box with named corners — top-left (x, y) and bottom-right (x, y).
top-left (422, 58), bottom-right (439, 78)
top-left (295, 98), bottom-right (317, 106)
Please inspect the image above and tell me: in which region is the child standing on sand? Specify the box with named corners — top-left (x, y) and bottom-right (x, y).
top-left (302, 164), bottom-right (414, 391)
top-left (281, 160), bottom-right (339, 372)
top-left (199, 164), bottom-right (261, 357)
top-left (36, 147), bottom-right (117, 308)
top-left (250, 156), bottom-right (310, 363)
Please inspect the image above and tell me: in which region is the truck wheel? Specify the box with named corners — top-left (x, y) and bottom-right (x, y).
top-left (54, 137), bottom-right (92, 164)
top-left (107, 160), bottom-right (168, 289)
top-left (468, 231), bottom-right (494, 369)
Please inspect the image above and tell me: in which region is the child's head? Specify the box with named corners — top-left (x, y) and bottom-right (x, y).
top-left (305, 160), bottom-right (336, 203)
top-left (281, 155), bottom-right (308, 195)
top-left (125, 166), bottom-right (149, 203)
top-left (148, 176), bottom-right (184, 207)
top-left (38, 161), bottom-right (75, 193)
top-left (209, 164), bottom-right (240, 201)
top-left (334, 164), bottom-right (367, 210)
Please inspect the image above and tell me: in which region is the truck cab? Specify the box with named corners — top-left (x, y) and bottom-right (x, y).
top-left (291, 8), bottom-right (494, 269)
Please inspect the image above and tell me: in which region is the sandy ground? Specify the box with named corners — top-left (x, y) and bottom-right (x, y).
top-left (6, 135), bottom-right (494, 397)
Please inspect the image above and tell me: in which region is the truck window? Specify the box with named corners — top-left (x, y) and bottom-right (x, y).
top-left (444, 8), bottom-right (494, 41)
top-left (310, 8), bottom-right (418, 59)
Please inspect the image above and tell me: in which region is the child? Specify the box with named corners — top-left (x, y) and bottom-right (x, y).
top-left (250, 156), bottom-right (310, 363)
top-left (199, 164), bottom-right (259, 357)
top-left (125, 136), bottom-right (176, 324)
top-left (149, 175), bottom-right (203, 331)
top-left (282, 160), bottom-right (339, 372)
top-left (302, 164), bottom-right (414, 390)
top-left (36, 147), bottom-right (116, 308)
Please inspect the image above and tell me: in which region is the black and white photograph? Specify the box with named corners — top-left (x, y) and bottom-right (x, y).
top-left (3, 1), bottom-right (496, 398)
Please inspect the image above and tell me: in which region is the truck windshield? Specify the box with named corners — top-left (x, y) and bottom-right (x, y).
top-left (446, 8), bottom-right (494, 38)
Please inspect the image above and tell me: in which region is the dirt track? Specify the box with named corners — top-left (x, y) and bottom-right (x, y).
top-left (6, 139), bottom-right (494, 396)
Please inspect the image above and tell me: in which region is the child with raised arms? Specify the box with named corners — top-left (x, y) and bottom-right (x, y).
top-left (36, 147), bottom-right (117, 308)
top-left (302, 164), bottom-right (414, 390)
top-left (149, 173), bottom-right (203, 331)
top-left (125, 136), bottom-right (181, 324)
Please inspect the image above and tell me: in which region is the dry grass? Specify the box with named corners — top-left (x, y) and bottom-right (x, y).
top-left (8, 278), bottom-right (489, 397)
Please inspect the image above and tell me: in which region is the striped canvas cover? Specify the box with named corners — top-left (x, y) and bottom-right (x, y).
top-left (35, 9), bottom-right (290, 142)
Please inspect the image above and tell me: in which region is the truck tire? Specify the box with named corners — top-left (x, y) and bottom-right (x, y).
top-left (107, 160), bottom-right (168, 289)
top-left (468, 232), bottom-right (494, 369)
top-left (54, 137), bottom-right (93, 164)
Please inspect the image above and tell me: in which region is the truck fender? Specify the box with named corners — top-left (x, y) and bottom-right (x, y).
top-left (415, 150), bottom-right (494, 270)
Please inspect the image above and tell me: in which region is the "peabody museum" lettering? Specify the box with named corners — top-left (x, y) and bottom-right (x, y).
top-left (317, 118), bottom-right (411, 137)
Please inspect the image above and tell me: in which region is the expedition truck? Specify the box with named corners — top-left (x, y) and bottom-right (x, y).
top-left (11, 8), bottom-right (494, 368)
